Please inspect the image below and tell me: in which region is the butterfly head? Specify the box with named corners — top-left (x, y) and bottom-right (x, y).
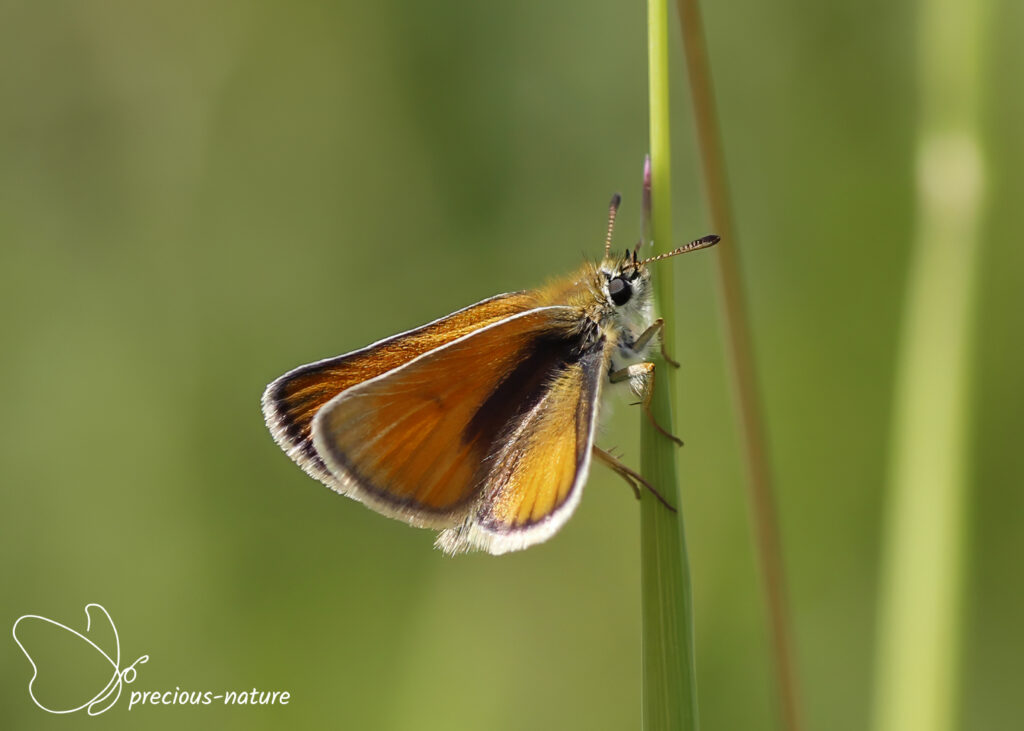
top-left (598, 193), bottom-right (719, 316)
top-left (600, 247), bottom-right (652, 317)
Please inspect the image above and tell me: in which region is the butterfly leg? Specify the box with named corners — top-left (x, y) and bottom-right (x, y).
top-left (592, 445), bottom-right (677, 512)
top-left (631, 318), bottom-right (680, 368)
top-left (609, 362), bottom-right (684, 446)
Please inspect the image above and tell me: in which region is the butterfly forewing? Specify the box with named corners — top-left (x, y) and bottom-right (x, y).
top-left (262, 292), bottom-right (538, 484)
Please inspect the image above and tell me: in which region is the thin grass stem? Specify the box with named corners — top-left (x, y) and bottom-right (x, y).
top-left (672, 2), bottom-right (803, 729)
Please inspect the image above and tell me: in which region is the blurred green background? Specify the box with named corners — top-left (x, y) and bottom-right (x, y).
top-left (2, 1), bottom-right (1021, 729)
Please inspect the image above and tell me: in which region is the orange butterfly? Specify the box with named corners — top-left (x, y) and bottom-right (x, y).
top-left (262, 195), bottom-right (717, 555)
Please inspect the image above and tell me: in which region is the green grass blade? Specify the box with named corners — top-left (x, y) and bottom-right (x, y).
top-left (640, 0), bottom-right (699, 728)
top-left (672, 1), bottom-right (803, 728)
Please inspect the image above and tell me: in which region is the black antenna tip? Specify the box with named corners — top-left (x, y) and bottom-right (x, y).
top-left (610, 192), bottom-right (622, 209)
top-left (703, 234), bottom-right (721, 245)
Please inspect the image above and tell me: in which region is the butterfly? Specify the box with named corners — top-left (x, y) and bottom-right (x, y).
top-left (262, 194), bottom-right (718, 555)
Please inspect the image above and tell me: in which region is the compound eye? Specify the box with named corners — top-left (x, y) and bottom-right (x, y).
top-left (608, 277), bottom-right (632, 306)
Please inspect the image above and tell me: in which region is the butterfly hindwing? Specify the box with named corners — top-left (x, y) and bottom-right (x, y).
top-left (435, 340), bottom-right (609, 554)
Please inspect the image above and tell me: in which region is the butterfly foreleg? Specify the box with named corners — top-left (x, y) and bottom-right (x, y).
top-left (629, 318), bottom-right (680, 368)
top-left (609, 362), bottom-right (684, 446)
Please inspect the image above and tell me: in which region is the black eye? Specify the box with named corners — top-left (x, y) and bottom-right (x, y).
top-left (608, 277), bottom-right (632, 306)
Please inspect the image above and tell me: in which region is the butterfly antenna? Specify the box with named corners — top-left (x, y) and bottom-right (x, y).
top-left (639, 234), bottom-right (720, 265)
top-left (604, 193), bottom-right (622, 258)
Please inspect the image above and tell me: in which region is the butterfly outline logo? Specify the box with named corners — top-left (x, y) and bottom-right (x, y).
top-left (12, 602), bottom-right (149, 715)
